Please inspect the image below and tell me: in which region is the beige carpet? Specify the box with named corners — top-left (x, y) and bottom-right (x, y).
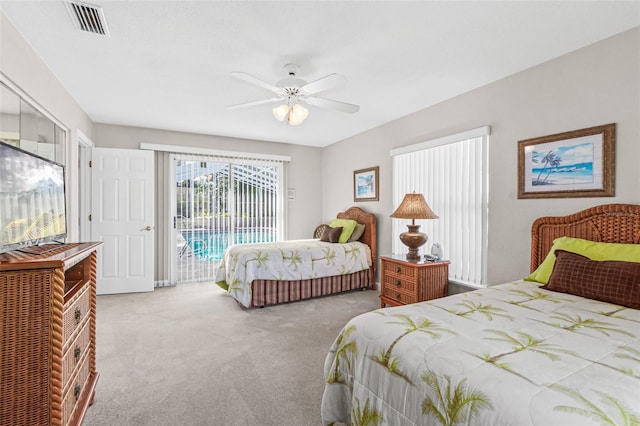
top-left (83, 283), bottom-right (379, 426)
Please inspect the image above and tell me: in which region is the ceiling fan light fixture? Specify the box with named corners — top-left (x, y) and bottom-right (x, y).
top-left (272, 104), bottom-right (289, 121)
top-left (230, 64), bottom-right (359, 123)
top-left (288, 103), bottom-right (308, 126)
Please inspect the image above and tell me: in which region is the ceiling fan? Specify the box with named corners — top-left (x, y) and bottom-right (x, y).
top-left (227, 63), bottom-right (359, 125)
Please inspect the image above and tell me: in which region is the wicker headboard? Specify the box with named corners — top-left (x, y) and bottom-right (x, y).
top-left (530, 203), bottom-right (640, 272)
top-left (337, 207), bottom-right (377, 279)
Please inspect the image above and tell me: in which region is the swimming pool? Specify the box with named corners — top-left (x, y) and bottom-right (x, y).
top-left (179, 229), bottom-right (276, 261)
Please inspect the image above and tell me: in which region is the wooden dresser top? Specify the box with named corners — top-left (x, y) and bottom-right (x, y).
top-left (0, 242), bottom-right (102, 272)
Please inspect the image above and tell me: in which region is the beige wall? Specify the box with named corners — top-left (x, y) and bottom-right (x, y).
top-left (322, 27), bottom-right (640, 285)
top-left (93, 123), bottom-right (324, 240)
top-left (0, 12), bottom-right (95, 242)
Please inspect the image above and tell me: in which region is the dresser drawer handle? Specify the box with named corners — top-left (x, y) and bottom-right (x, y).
top-left (396, 266), bottom-right (401, 273)
top-left (396, 293), bottom-right (401, 300)
top-left (74, 345), bottom-right (81, 362)
top-left (396, 280), bottom-right (401, 286)
top-left (74, 308), bottom-right (82, 325)
top-left (74, 383), bottom-right (81, 401)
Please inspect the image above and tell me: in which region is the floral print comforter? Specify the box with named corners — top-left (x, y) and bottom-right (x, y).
top-left (322, 280), bottom-right (640, 425)
top-left (215, 239), bottom-right (370, 308)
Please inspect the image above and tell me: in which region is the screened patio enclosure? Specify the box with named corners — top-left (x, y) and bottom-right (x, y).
top-left (174, 156), bottom-right (284, 283)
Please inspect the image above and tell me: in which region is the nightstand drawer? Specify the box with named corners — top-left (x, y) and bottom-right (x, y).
top-left (382, 274), bottom-right (416, 293)
top-left (381, 286), bottom-right (417, 305)
top-left (382, 261), bottom-right (417, 279)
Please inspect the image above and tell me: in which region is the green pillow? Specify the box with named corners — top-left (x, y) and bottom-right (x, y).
top-left (328, 218), bottom-right (358, 243)
top-left (525, 236), bottom-right (640, 284)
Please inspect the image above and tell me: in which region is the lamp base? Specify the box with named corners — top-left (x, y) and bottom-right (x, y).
top-left (399, 224), bottom-right (428, 260)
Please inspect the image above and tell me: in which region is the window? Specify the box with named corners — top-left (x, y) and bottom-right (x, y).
top-left (391, 127), bottom-right (489, 287)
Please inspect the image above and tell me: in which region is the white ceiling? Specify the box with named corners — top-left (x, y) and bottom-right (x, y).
top-left (1, 1), bottom-right (639, 148)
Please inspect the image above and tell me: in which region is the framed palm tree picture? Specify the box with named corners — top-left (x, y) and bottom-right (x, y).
top-left (517, 123), bottom-right (615, 199)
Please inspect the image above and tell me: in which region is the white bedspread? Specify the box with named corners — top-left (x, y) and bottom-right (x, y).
top-left (215, 239), bottom-right (371, 308)
top-left (322, 280), bottom-right (640, 425)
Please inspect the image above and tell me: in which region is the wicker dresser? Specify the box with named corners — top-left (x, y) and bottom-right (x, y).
top-left (0, 242), bottom-right (101, 426)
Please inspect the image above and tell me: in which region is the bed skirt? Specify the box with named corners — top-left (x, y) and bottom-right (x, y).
top-left (248, 269), bottom-right (372, 308)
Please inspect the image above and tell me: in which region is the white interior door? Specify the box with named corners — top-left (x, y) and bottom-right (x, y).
top-left (91, 147), bottom-right (154, 294)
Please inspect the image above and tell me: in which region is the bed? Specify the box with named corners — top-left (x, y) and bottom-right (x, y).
top-left (322, 203), bottom-right (640, 425)
top-left (215, 207), bottom-right (377, 308)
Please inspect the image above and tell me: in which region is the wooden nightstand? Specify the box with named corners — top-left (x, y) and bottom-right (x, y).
top-left (379, 255), bottom-right (450, 308)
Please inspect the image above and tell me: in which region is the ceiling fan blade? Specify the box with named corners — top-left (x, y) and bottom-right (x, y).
top-left (301, 73), bottom-right (347, 94)
top-left (306, 97), bottom-right (360, 114)
top-left (231, 72), bottom-right (282, 95)
top-left (226, 97), bottom-right (282, 110)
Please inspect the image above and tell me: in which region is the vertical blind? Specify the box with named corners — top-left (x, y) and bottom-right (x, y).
top-left (173, 154), bottom-right (284, 283)
top-left (391, 127), bottom-right (489, 287)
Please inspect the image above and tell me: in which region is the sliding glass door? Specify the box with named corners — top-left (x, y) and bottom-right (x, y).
top-left (173, 155), bottom-right (284, 283)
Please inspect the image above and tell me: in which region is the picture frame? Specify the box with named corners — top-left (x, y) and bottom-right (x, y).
top-left (517, 123), bottom-right (615, 199)
top-left (353, 166), bottom-right (379, 202)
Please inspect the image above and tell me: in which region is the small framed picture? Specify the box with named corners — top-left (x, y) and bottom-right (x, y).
top-left (353, 166), bottom-right (379, 202)
top-left (517, 123), bottom-right (615, 199)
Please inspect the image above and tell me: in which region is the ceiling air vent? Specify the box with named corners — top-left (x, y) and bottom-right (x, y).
top-left (64, 1), bottom-right (111, 37)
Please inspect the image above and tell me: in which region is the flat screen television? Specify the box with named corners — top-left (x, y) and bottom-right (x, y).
top-left (0, 141), bottom-right (67, 254)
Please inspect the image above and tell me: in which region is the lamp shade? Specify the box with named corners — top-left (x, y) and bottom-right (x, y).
top-left (272, 103), bottom-right (308, 125)
top-left (288, 103), bottom-right (308, 125)
top-left (390, 193), bottom-right (438, 260)
top-left (390, 193), bottom-right (438, 220)
top-left (272, 104), bottom-right (289, 121)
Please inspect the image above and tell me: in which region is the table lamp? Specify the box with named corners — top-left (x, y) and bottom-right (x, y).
top-left (390, 193), bottom-right (438, 260)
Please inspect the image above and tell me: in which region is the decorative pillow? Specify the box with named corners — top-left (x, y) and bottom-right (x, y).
top-left (347, 223), bottom-right (365, 242)
top-left (543, 250), bottom-right (640, 308)
top-left (320, 226), bottom-right (343, 243)
top-left (525, 237), bottom-right (640, 284)
top-left (328, 219), bottom-right (358, 243)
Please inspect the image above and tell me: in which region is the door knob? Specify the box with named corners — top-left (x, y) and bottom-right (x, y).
top-left (141, 226), bottom-right (153, 231)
